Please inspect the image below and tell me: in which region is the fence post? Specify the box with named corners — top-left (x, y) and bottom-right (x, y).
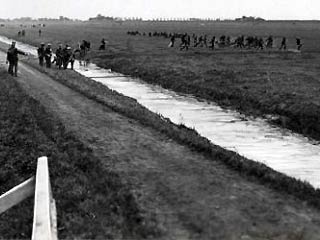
top-left (32, 156), bottom-right (57, 240)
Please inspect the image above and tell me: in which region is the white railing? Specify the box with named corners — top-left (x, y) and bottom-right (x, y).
top-left (0, 156), bottom-right (58, 240)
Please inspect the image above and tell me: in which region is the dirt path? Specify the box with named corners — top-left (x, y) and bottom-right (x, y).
top-left (3, 53), bottom-right (320, 239)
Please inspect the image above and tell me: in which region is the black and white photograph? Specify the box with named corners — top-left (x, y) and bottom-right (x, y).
top-left (0, 0), bottom-right (320, 239)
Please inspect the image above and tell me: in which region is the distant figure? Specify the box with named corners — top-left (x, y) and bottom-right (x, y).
top-left (18, 31), bottom-right (21, 37)
top-left (62, 45), bottom-right (75, 70)
top-left (257, 38), bottom-right (264, 50)
top-left (78, 40), bottom-right (90, 66)
top-left (38, 29), bottom-right (42, 37)
top-left (21, 29), bottom-right (25, 37)
top-left (6, 41), bottom-right (26, 76)
top-left (55, 44), bottom-right (63, 69)
top-left (279, 37), bottom-right (287, 50)
top-left (266, 36), bottom-right (273, 49)
top-left (37, 42), bottom-right (45, 66)
top-left (296, 38), bottom-right (302, 51)
top-left (99, 38), bottom-right (106, 50)
top-left (180, 33), bottom-right (189, 51)
top-left (209, 36), bottom-right (216, 50)
top-left (203, 35), bottom-right (208, 47)
top-left (168, 35), bottom-right (175, 47)
top-left (45, 43), bottom-right (52, 68)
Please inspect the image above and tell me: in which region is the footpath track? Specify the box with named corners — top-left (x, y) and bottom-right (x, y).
top-left (2, 52), bottom-right (320, 239)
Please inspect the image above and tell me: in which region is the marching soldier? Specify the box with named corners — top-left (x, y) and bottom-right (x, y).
top-left (44, 43), bottom-right (53, 68)
top-left (279, 37), bottom-right (287, 50)
top-left (55, 44), bottom-right (63, 69)
top-left (99, 38), bottom-right (106, 50)
top-left (266, 36), bottom-right (273, 49)
top-left (62, 45), bottom-right (75, 70)
top-left (296, 38), bottom-right (302, 51)
top-left (209, 36), bottom-right (216, 50)
top-left (37, 42), bottom-right (45, 66)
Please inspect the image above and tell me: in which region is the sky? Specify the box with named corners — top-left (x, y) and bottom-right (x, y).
top-left (0, 0), bottom-right (319, 20)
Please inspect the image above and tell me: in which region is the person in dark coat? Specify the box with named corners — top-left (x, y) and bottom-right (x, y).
top-left (279, 37), bottom-right (287, 50)
top-left (44, 43), bottom-right (53, 68)
top-left (62, 46), bottom-right (75, 69)
top-left (6, 41), bottom-right (26, 76)
top-left (99, 38), bottom-right (106, 50)
top-left (296, 38), bottom-right (302, 51)
top-left (37, 42), bottom-right (45, 66)
top-left (209, 36), bottom-right (216, 50)
top-left (55, 44), bottom-right (63, 69)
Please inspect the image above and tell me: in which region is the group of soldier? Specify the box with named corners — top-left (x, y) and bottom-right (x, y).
top-left (37, 40), bottom-right (92, 70)
top-left (171, 33), bottom-right (303, 51)
top-left (127, 30), bottom-right (303, 51)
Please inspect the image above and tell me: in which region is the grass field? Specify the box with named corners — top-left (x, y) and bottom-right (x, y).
top-left (1, 20), bottom-right (320, 139)
top-left (0, 70), bottom-right (157, 239)
top-left (3, 21), bottom-right (320, 238)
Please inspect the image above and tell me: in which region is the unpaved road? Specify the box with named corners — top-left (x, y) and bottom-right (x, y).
top-left (2, 54), bottom-right (320, 239)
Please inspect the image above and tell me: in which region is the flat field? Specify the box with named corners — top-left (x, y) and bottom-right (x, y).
top-left (2, 21), bottom-right (320, 239)
top-left (1, 20), bottom-right (320, 139)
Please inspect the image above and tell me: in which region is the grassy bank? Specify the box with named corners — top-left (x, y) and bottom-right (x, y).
top-left (24, 58), bottom-right (320, 211)
top-left (1, 21), bottom-right (320, 140)
top-left (0, 70), bottom-right (159, 239)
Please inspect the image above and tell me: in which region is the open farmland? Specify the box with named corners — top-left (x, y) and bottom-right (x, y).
top-left (1, 20), bottom-right (320, 139)
top-left (2, 20), bottom-right (320, 239)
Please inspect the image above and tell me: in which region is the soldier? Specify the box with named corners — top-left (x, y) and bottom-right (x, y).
top-left (62, 46), bottom-right (75, 70)
top-left (257, 37), bottom-right (264, 50)
top-left (6, 41), bottom-right (26, 77)
top-left (203, 35), bottom-right (208, 47)
top-left (55, 44), bottom-right (63, 69)
top-left (279, 37), bottom-right (287, 50)
top-left (296, 38), bottom-right (302, 51)
top-left (180, 33), bottom-right (189, 51)
top-left (219, 35), bottom-right (226, 46)
top-left (195, 35), bottom-right (203, 47)
top-left (168, 35), bottom-right (175, 47)
top-left (78, 40), bottom-right (88, 65)
top-left (37, 42), bottom-right (45, 66)
top-left (38, 29), bottom-right (42, 37)
top-left (193, 35), bottom-right (198, 47)
top-left (209, 36), bottom-right (216, 50)
top-left (44, 43), bottom-right (52, 68)
top-left (226, 36), bottom-right (231, 46)
top-left (62, 45), bottom-right (70, 69)
top-left (266, 36), bottom-right (273, 49)
top-left (99, 38), bottom-right (106, 50)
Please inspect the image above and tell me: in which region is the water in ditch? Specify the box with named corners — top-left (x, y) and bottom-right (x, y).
top-left (1, 35), bottom-right (319, 188)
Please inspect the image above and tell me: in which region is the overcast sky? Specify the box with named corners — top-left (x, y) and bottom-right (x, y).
top-left (0, 0), bottom-right (319, 20)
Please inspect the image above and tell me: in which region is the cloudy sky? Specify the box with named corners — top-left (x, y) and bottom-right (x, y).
top-left (0, 0), bottom-right (319, 20)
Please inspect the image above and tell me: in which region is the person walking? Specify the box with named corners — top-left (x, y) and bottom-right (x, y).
top-left (37, 42), bottom-right (45, 66)
top-left (6, 41), bottom-right (26, 77)
top-left (99, 38), bottom-right (106, 50)
top-left (279, 37), bottom-right (287, 50)
top-left (296, 38), bottom-right (302, 51)
top-left (55, 44), bottom-right (63, 69)
top-left (44, 43), bottom-right (53, 68)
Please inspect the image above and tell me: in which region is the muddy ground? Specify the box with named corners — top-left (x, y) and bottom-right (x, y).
top-left (1, 50), bottom-right (320, 239)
